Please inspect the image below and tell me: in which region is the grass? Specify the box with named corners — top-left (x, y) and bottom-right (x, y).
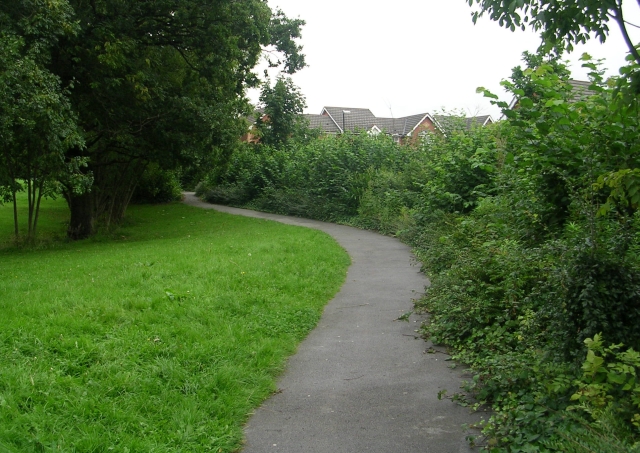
top-left (0, 196), bottom-right (350, 452)
top-left (0, 195), bottom-right (71, 246)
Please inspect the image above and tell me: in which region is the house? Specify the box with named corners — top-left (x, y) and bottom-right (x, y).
top-left (304, 107), bottom-right (439, 145)
top-left (568, 79), bottom-right (596, 102)
top-left (240, 108), bottom-right (265, 144)
top-left (306, 106), bottom-right (493, 144)
top-left (243, 104), bottom-right (495, 145)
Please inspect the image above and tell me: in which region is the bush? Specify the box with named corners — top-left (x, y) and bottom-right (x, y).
top-left (131, 165), bottom-right (182, 204)
top-left (190, 58), bottom-right (640, 450)
top-left (196, 133), bottom-right (410, 222)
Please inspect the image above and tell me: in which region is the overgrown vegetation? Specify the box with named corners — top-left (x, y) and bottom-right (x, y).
top-left (196, 52), bottom-right (640, 451)
top-left (0, 196), bottom-right (350, 452)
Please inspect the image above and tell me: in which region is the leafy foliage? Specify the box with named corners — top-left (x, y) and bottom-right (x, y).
top-left (2, 0), bottom-right (307, 239)
top-left (197, 49), bottom-right (640, 451)
top-left (201, 133), bottom-right (407, 221)
top-left (130, 164), bottom-right (183, 204)
top-left (469, 0), bottom-right (640, 71)
top-left (256, 75), bottom-right (312, 147)
top-left (0, 1), bottom-right (89, 240)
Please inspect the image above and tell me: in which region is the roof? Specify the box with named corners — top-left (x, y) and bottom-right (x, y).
top-left (305, 114), bottom-right (342, 134)
top-left (375, 113), bottom-right (433, 135)
top-left (568, 79), bottom-right (596, 101)
top-left (434, 114), bottom-right (494, 130)
top-left (246, 107), bottom-right (266, 125)
top-left (321, 107), bottom-right (377, 133)
top-left (248, 105), bottom-right (492, 138)
top-left (466, 115), bottom-right (493, 128)
top-left (320, 107), bottom-right (435, 136)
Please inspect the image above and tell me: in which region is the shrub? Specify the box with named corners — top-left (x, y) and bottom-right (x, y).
top-left (131, 164), bottom-right (182, 204)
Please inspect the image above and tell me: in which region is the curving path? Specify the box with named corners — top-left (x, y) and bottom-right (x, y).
top-left (183, 193), bottom-right (482, 453)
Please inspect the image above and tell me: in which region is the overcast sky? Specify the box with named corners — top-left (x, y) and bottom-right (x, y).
top-left (250, 0), bottom-right (640, 120)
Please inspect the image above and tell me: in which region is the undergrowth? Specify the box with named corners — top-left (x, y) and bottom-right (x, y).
top-left (195, 53), bottom-right (640, 452)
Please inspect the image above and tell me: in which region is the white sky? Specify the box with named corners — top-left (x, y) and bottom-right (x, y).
top-left (250, 0), bottom-right (640, 120)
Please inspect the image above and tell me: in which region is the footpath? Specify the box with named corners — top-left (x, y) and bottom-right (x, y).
top-left (183, 193), bottom-right (483, 453)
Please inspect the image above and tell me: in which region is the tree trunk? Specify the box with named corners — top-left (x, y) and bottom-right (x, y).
top-left (12, 190), bottom-right (18, 238)
top-left (27, 178), bottom-right (33, 237)
top-left (67, 191), bottom-right (95, 239)
top-left (65, 160), bottom-right (144, 239)
top-left (32, 181), bottom-right (44, 239)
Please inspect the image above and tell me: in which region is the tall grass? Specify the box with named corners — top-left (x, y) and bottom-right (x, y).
top-left (0, 198), bottom-right (350, 452)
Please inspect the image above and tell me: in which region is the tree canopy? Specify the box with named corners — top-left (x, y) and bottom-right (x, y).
top-left (256, 75), bottom-right (309, 147)
top-left (469, 0), bottom-right (640, 66)
top-left (0, 0), bottom-right (88, 239)
top-left (1, 0), bottom-right (306, 239)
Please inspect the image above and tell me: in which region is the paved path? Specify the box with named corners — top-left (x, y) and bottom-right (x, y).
top-left (183, 193), bottom-right (482, 453)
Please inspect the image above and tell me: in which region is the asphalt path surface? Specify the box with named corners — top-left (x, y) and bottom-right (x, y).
top-left (183, 193), bottom-right (483, 453)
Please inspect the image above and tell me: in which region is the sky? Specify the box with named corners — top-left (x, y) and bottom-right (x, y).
top-left (249, 0), bottom-right (640, 120)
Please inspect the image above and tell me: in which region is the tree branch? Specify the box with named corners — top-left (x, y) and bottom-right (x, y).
top-left (172, 45), bottom-right (199, 72)
top-left (613, 0), bottom-right (640, 66)
top-left (625, 20), bottom-right (640, 29)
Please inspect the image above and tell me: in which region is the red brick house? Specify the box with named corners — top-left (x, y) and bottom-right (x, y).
top-left (243, 105), bottom-right (495, 144)
top-left (305, 107), bottom-right (493, 144)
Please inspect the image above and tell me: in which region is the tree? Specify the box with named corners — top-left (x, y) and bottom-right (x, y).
top-left (469, 0), bottom-right (640, 66)
top-left (0, 1), bottom-right (89, 240)
top-left (256, 75), bottom-right (308, 147)
top-left (4, 0), bottom-right (306, 239)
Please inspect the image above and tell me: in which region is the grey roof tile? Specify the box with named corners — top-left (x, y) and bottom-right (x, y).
top-left (374, 114), bottom-right (430, 135)
top-left (322, 107), bottom-right (377, 132)
top-left (434, 114), bottom-right (494, 130)
top-left (305, 114), bottom-right (341, 133)
top-left (308, 107), bottom-right (492, 136)
top-left (569, 79), bottom-right (596, 101)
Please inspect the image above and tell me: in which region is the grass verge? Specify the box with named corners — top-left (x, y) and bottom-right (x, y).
top-left (0, 198), bottom-right (350, 452)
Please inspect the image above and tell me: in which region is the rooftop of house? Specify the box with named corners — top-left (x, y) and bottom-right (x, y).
top-left (568, 79), bottom-right (596, 101)
top-left (304, 113), bottom-right (341, 134)
top-left (433, 114), bottom-right (494, 130)
top-left (248, 105), bottom-right (494, 140)
top-left (319, 106), bottom-right (436, 135)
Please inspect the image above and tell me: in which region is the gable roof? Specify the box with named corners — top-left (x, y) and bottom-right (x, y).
top-left (319, 107), bottom-right (436, 136)
top-left (466, 115), bottom-right (494, 128)
top-left (433, 114), bottom-right (495, 130)
top-left (375, 113), bottom-right (434, 136)
top-left (321, 107), bottom-right (377, 133)
top-left (304, 114), bottom-right (342, 134)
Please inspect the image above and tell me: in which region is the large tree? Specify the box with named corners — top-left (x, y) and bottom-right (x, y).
top-left (4, 0), bottom-right (305, 239)
top-left (0, 0), bottom-right (88, 240)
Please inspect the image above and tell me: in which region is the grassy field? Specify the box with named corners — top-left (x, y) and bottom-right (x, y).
top-left (0, 197), bottom-right (350, 452)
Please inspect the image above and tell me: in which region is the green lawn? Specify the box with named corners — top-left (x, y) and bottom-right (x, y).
top-left (0, 197), bottom-right (350, 452)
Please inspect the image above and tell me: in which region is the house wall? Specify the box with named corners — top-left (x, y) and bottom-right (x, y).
top-left (240, 129), bottom-right (260, 144)
top-left (403, 117), bottom-right (437, 145)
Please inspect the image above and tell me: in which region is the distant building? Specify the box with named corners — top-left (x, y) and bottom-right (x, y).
top-left (243, 105), bottom-right (495, 144)
top-left (304, 107), bottom-right (493, 144)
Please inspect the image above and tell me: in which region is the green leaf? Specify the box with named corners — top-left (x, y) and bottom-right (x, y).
top-left (607, 372), bottom-right (626, 385)
top-left (519, 97), bottom-right (534, 108)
